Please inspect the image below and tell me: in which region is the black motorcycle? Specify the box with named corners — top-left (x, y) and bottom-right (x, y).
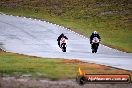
top-left (91, 43), bottom-right (99, 53)
top-left (61, 43), bottom-right (67, 52)
top-left (91, 37), bottom-right (100, 53)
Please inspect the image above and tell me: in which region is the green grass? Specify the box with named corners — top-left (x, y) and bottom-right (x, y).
top-left (0, 0), bottom-right (132, 52)
top-left (0, 51), bottom-right (132, 80)
top-left (0, 51), bottom-right (78, 80)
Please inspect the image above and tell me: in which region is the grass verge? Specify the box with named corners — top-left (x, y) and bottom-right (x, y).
top-left (0, 50), bottom-right (77, 80)
top-left (0, 50), bottom-right (132, 80)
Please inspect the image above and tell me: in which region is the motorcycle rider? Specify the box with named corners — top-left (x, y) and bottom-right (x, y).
top-left (57, 33), bottom-right (68, 47)
top-left (60, 36), bottom-right (68, 48)
top-left (57, 33), bottom-right (64, 47)
top-left (90, 31), bottom-right (101, 53)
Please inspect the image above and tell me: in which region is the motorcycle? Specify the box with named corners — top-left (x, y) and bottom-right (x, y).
top-left (61, 43), bottom-right (67, 52)
top-left (91, 37), bottom-right (100, 53)
top-left (60, 37), bottom-right (68, 52)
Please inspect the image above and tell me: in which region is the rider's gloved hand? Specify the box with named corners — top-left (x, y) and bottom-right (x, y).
top-left (90, 41), bottom-right (92, 44)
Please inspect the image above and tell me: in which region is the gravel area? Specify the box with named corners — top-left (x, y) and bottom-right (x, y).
top-left (0, 77), bottom-right (132, 88)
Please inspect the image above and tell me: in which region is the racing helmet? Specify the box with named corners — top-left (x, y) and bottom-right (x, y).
top-left (93, 31), bottom-right (97, 34)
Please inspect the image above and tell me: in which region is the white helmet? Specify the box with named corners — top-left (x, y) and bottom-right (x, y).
top-left (93, 31), bottom-right (97, 34)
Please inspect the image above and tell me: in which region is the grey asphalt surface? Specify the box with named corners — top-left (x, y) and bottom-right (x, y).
top-left (0, 14), bottom-right (132, 71)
